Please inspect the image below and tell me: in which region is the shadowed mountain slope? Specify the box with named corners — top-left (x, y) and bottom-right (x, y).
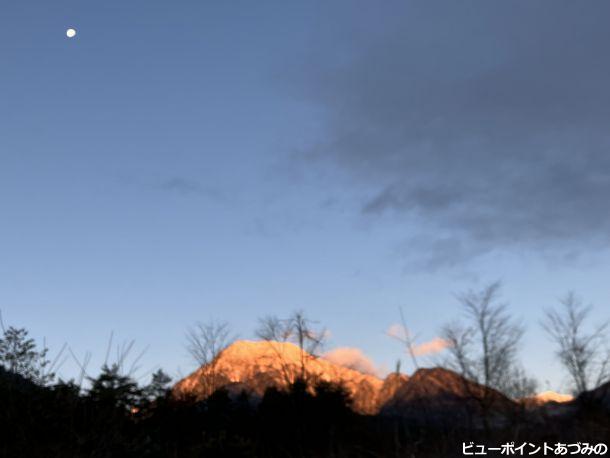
top-left (578, 379), bottom-right (610, 411)
top-left (381, 367), bottom-right (518, 425)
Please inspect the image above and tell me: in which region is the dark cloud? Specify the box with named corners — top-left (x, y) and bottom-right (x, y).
top-left (158, 177), bottom-right (224, 200)
top-left (160, 177), bottom-right (202, 194)
top-left (299, 1), bottom-right (610, 267)
top-left (156, 176), bottom-right (227, 202)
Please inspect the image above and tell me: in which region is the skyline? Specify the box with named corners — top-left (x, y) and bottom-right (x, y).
top-left (2, 0), bottom-right (610, 392)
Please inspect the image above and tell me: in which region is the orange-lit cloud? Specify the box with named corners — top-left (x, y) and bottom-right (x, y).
top-left (412, 337), bottom-right (451, 356)
top-left (322, 347), bottom-right (379, 376)
top-left (386, 323), bottom-right (408, 341)
top-left (386, 324), bottom-right (451, 357)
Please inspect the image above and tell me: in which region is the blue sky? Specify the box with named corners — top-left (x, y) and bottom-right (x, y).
top-left (2, 0), bottom-right (610, 392)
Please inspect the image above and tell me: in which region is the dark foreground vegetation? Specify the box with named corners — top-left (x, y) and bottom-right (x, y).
top-left (2, 364), bottom-right (610, 458)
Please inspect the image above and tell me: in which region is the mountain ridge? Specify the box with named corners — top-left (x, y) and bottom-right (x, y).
top-left (173, 339), bottom-right (524, 418)
top-left (173, 339), bottom-right (389, 414)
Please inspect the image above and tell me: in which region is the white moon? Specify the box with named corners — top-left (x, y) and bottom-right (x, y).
top-left (66, 28), bottom-right (77, 38)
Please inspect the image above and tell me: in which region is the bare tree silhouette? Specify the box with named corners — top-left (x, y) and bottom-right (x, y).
top-left (441, 282), bottom-right (531, 396)
top-left (67, 331), bottom-right (151, 396)
top-left (541, 292), bottom-right (610, 394)
top-left (256, 310), bottom-right (326, 383)
top-left (440, 282), bottom-right (535, 431)
top-left (387, 306), bottom-right (420, 371)
top-left (185, 320), bottom-right (234, 396)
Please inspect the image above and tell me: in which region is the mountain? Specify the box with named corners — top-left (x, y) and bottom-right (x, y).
top-left (173, 340), bottom-right (517, 422)
top-left (525, 390), bottom-right (573, 405)
top-left (578, 379), bottom-right (610, 411)
top-left (381, 367), bottom-right (517, 425)
top-left (378, 372), bottom-right (409, 406)
top-left (173, 340), bottom-right (386, 414)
